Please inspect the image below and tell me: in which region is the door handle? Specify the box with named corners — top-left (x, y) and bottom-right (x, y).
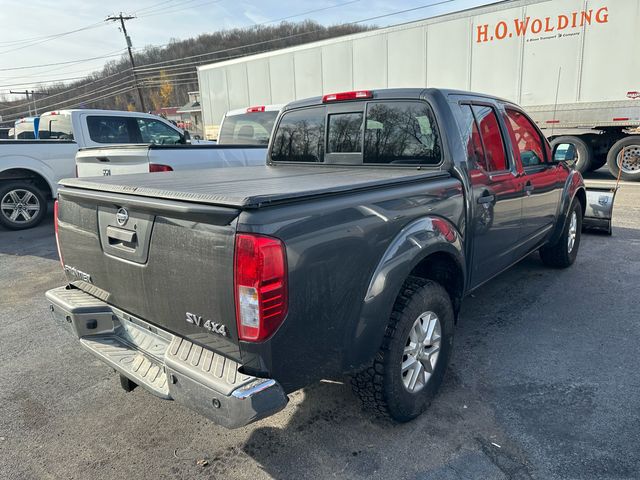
top-left (524, 181), bottom-right (534, 195)
top-left (477, 192), bottom-right (495, 204)
top-left (96, 156), bottom-right (110, 162)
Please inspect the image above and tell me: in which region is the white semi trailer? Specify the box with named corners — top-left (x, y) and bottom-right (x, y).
top-left (197, 0), bottom-right (640, 180)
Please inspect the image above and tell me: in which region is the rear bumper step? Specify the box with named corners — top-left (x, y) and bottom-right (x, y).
top-left (46, 286), bottom-right (288, 429)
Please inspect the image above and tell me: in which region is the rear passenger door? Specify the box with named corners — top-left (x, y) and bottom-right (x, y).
top-left (503, 107), bottom-right (562, 246)
top-left (458, 103), bottom-right (524, 287)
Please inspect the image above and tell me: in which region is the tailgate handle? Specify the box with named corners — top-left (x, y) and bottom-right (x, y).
top-left (106, 226), bottom-right (137, 244)
top-left (96, 156), bottom-right (110, 162)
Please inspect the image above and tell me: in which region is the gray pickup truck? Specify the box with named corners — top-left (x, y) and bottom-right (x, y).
top-left (47, 88), bottom-right (586, 428)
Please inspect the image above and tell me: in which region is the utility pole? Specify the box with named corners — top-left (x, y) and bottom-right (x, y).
top-left (10, 90), bottom-right (30, 116)
top-left (9, 90), bottom-right (49, 115)
top-left (106, 12), bottom-right (146, 112)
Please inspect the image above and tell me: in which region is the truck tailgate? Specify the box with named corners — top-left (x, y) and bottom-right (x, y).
top-left (76, 146), bottom-right (150, 177)
top-left (56, 187), bottom-right (242, 359)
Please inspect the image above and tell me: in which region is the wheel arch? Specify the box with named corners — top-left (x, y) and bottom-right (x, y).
top-left (408, 251), bottom-right (464, 317)
top-left (0, 167), bottom-right (54, 199)
top-left (343, 215), bottom-right (466, 372)
top-left (575, 187), bottom-right (586, 217)
top-left (548, 170), bottom-right (586, 245)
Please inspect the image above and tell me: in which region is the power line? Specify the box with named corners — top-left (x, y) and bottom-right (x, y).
top-left (2, 80), bottom-right (137, 121)
top-left (0, 68), bottom-right (133, 113)
top-left (138, 71), bottom-right (199, 81)
top-left (138, 0), bottom-right (224, 19)
top-left (0, 75), bottom-right (98, 89)
top-left (132, 0), bottom-right (176, 15)
top-left (61, 85), bottom-right (137, 111)
top-left (257, 0), bottom-right (362, 26)
top-left (0, 49), bottom-right (127, 72)
top-left (0, 21), bottom-right (106, 48)
top-left (0, 66), bottom-right (117, 82)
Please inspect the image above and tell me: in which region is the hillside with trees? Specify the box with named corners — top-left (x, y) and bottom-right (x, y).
top-left (0, 20), bottom-right (371, 124)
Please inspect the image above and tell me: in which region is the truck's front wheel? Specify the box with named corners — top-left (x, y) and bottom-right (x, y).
top-left (0, 182), bottom-right (47, 230)
top-left (351, 278), bottom-right (454, 422)
top-left (539, 199), bottom-right (582, 268)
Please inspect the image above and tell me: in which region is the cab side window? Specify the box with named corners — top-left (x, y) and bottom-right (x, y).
top-left (505, 109), bottom-right (547, 167)
top-left (136, 118), bottom-right (182, 144)
top-left (458, 105), bottom-right (486, 169)
top-left (87, 116), bottom-right (135, 144)
top-left (471, 105), bottom-right (509, 172)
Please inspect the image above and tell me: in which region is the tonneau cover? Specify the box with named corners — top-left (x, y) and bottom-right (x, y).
top-left (60, 165), bottom-right (447, 208)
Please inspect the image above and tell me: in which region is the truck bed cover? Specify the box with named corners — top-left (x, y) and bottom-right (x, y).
top-left (59, 165), bottom-right (448, 208)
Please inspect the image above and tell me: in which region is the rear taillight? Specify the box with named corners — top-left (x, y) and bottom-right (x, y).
top-left (234, 234), bottom-right (288, 342)
top-left (322, 90), bottom-right (373, 103)
top-left (54, 200), bottom-right (63, 267)
top-left (246, 106), bottom-right (266, 113)
top-left (149, 164), bottom-right (173, 172)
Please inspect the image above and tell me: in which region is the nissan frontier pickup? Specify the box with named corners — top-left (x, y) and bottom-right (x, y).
top-left (47, 88), bottom-right (586, 428)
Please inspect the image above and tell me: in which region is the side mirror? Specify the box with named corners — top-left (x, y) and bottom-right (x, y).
top-left (182, 130), bottom-right (191, 144)
top-left (552, 142), bottom-right (577, 165)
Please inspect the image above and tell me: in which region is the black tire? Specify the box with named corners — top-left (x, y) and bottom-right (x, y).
top-left (540, 199), bottom-right (582, 268)
top-left (606, 136), bottom-right (640, 181)
top-left (0, 182), bottom-right (47, 230)
top-left (550, 136), bottom-right (592, 173)
top-left (351, 278), bottom-right (454, 422)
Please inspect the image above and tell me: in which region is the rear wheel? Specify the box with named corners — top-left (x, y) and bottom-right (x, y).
top-left (0, 182), bottom-right (47, 230)
top-left (550, 136), bottom-right (592, 173)
top-left (540, 199), bottom-right (582, 268)
top-left (606, 136), bottom-right (640, 181)
top-left (351, 278), bottom-right (454, 422)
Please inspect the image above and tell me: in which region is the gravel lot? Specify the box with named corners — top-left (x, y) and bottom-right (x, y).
top-left (1, 179), bottom-right (639, 480)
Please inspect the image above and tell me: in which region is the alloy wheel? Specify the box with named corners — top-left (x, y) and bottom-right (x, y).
top-left (1, 188), bottom-right (41, 224)
top-left (567, 211), bottom-right (578, 254)
top-left (401, 311), bottom-right (441, 393)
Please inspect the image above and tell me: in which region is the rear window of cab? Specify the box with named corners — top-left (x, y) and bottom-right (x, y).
top-left (270, 100), bottom-right (442, 166)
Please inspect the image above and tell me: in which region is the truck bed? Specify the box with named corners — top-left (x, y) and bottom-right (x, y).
top-left (60, 165), bottom-right (449, 208)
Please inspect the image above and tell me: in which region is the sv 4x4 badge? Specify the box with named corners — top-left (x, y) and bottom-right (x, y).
top-left (185, 312), bottom-right (228, 337)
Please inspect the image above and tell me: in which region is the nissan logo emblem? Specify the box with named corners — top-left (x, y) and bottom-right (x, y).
top-left (116, 207), bottom-right (129, 226)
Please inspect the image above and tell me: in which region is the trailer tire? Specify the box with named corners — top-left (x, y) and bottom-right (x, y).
top-left (351, 277), bottom-right (454, 422)
top-left (540, 199), bottom-right (582, 268)
top-left (550, 136), bottom-right (592, 173)
top-left (0, 181), bottom-right (47, 230)
top-left (606, 136), bottom-right (640, 181)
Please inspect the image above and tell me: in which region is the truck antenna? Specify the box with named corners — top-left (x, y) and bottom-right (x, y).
top-left (551, 67), bottom-right (562, 137)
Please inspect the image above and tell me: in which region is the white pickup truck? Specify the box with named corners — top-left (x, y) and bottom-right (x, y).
top-left (0, 109), bottom-right (187, 230)
top-left (76, 104), bottom-right (283, 177)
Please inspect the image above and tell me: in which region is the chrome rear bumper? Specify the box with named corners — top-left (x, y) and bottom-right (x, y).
top-left (46, 286), bottom-right (288, 429)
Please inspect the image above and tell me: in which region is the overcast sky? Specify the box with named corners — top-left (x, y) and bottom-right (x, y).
top-left (0, 0), bottom-right (492, 98)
